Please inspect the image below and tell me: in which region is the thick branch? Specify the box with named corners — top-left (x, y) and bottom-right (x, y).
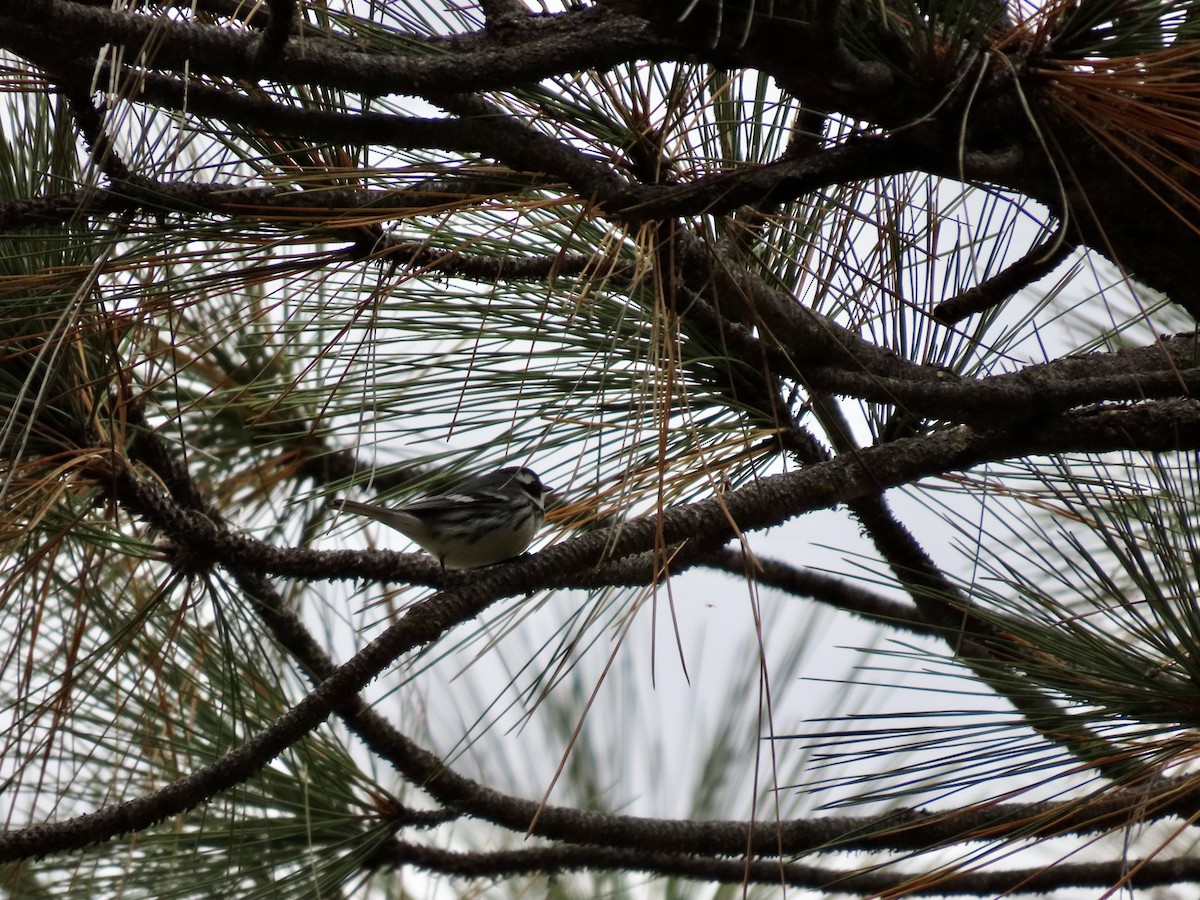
top-left (2, 13), bottom-right (934, 220)
top-left (10, 396), bottom-right (1200, 862)
top-left (109, 398), bottom-right (1200, 591)
top-left (8, 400), bottom-right (1199, 859)
top-left (0, 1), bottom-right (665, 99)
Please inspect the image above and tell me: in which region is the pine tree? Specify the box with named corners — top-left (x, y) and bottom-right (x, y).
top-left (2, 0), bottom-right (1200, 895)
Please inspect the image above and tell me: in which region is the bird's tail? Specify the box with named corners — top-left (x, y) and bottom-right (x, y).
top-left (329, 498), bottom-right (402, 527)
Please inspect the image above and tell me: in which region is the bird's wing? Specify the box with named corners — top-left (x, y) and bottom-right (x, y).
top-left (401, 490), bottom-right (511, 517)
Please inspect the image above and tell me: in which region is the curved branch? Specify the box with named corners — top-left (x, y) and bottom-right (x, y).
top-left (3, 21), bottom-right (933, 221)
top-left (678, 227), bottom-right (1200, 427)
top-left (3, 174), bottom-right (1185, 437)
top-left (611, 132), bottom-right (932, 219)
top-left (370, 839), bottom-right (1200, 895)
top-left (934, 224), bottom-right (1078, 324)
top-left (0, 0), bottom-right (923, 139)
top-left (1, 1), bottom-right (665, 99)
top-left (705, 547), bottom-right (938, 639)
top-left (5, 396), bottom-right (1200, 861)
top-left (805, 333), bottom-right (1200, 424)
top-left (3, 178), bottom-right (1189, 434)
top-left (115, 397), bottom-right (1200, 591)
top-left (13, 175), bottom-right (1175, 440)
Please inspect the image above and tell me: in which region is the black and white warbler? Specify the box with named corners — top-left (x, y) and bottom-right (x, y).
top-left (331, 466), bottom-right (551, 570)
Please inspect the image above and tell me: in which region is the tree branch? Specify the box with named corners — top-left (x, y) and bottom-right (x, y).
top-left (369, 839), bottom-right (1200, 895)
top-left (3, 22), bottom-right (934, 221)
top-left (0, 0), bottom-right (666, 99)
top-left (106, 398), bottom-right (1200, 592)
top-left (934, 224), bottom-right (1078, 324)
top-left (705, 547), bottom-right (938, 639)
top-left (254, 0), bottom-right (294, 65)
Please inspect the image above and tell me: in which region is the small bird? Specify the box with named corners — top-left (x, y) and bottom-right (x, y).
top-left (331, 466), bottom-right (551, 570)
